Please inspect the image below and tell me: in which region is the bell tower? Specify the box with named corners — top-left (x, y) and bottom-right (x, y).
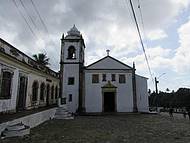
top-left (60, 25), bottom-right (85, 113)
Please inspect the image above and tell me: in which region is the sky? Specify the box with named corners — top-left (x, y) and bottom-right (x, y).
top-left (0, 0), bottom-right (190, 92)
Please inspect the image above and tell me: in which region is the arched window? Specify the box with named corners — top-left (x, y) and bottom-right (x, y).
top-left (40, 83), bottom-right (45, 101)
top-left (0, 71), bottom-right (13, 98)
top-left (55, 86), bottom-right (58, 99)
top-left (32, 81), bottom-right (39, 101)
top-left (67, 46), bottom-right (76, 59)
top-left (51, 85), bottom-right (54, 99)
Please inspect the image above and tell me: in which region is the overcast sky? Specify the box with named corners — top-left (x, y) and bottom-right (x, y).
top-left (0, 0), bottom-right (190, 91)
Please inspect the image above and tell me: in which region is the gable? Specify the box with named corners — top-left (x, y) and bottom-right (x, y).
top-left (86, 56), bottom-right (132, 70)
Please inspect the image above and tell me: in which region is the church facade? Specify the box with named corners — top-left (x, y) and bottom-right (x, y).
top-left (60, 26), bottom-right (149, 113)
top-left (0, 25), bottom-right (149, 114)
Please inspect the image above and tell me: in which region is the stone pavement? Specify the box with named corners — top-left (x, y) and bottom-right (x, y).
top-left (2, 114), bottom-right (190, 143)
top-left (160, 112), bottom-right (190, 120)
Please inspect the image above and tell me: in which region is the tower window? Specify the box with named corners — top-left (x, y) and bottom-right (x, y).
top-left (69, 94), bottom-right (72, 102)
top-left (68, 77), bottom-right (75, 85)
top-left (92, 74), bottom-right (99, 83)
top-left (119, 74), bottom-right (126, 83)
top-left (112, 74), bottom-right (116, 81)
top-left (102, 74), bottom-right (106, 81)
top-left (67, 46), bottom-right (76, 59)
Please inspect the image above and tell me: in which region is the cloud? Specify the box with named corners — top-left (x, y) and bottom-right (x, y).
top-left (147, 29), bottom-right (168, 41)
top-left (172, 19), bottom-right (190, 72)
top-left (0, 0), bottom-right (190, 90)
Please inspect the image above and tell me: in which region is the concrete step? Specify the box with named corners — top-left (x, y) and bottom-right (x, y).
top-left (6, 123), bottom-right (26, 131)
top-left (54, 116), bottom-right (74, 120)
top-left (1, 123), bottom-right (30, 138)
top-left (55, 111), bottom-right (71, 114)
top-left (55, 113), bottom-right (71, 116)
top-left (54, 107), bottom-right (74, 120)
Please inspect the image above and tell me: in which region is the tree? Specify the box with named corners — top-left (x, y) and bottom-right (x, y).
top-left (149, 88), bottom-right (190, 108)
top-left (166, 88), bottom-right (170, 92)
top-left (33, 53), bottom-right (49, 66)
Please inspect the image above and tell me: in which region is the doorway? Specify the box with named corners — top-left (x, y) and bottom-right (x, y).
top-left (103, 92), bottom-right (115, 112)
top-left (17, 75), bottom-right (28, 111)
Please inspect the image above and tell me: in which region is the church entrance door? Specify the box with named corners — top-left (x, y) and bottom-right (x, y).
top-left (103, 92), bottom-right (115, 112)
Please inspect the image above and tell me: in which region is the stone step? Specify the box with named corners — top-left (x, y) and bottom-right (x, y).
top-left (54, 116), bottom-right (74, 120)
top-left (6, 123), bottom-right (26, 131)
top-left (55, 113), bottom-right (71, 116)
top-left (1, 123), bottom-right (30, 138)
top-left (55, 111), bottom-right (71, 114)
top-left (54, 107), bottom-right (74, 120)
top-left (56, 109), bottom-right (69, 112)
top-left (54, 113), bottom-right (73, 118)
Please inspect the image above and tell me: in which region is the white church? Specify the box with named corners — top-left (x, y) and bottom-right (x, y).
top-left (0, 25), bottom-right (149, 137)
top-left (0, 25), bottom-right (149, 115)
top-left (60, 25), bottom-right (149, 113)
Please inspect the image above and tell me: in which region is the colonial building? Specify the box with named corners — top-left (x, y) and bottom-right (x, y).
top-left (0, 38), bottom-right (59, 113)
top-left (60, 25), bottom-right (149, 113)
top-left (0, 25), bottom-right (149, 114)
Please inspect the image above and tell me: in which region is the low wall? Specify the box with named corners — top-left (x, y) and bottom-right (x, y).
top-left (0, 107), bottom-right (57, 134)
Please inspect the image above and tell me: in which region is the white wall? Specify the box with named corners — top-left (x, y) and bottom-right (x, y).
top-left (26, 74), bottom-right (59, 109)
top-left (0, 58), bottom-right (59, 113)
top-left (0, 107), bottom-right (57, 134)
top-left (85, 70), bottom-right (134, 112)
top-left (61, 37), bottom-right (84, 113)
top-left (0, 63), bottom-right (19, 113)
top-left (136, 75), bottom-right (149, 112)
top-left (62, 64), bottom-right (79, 113)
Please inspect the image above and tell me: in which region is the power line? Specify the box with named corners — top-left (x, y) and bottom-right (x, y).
top-left (124, 0), bottom-right (138, 35)
top-left (137, 0), bottom-right (152, 59)
top-left (29, 0), bottom-right (49, 34)
top-left (128, 0), bottom-right (154, 84)
top-left (19, 0), bottom-right (40, 32)
top-left (29, 0), bottom-right (59, 70)
top-left (137, 0), bottom-right (146, 38)
top-left (12, 0), bottom-right (37, 39)
top-left (29, 0), bottom-right (58, 47)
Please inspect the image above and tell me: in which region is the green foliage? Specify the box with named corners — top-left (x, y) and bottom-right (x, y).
top-left (149, 88), bottom-right (190, 108)
top-left (33, 53), bottom-right (50, 66)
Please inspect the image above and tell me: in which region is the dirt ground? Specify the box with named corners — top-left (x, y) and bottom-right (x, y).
top-left (1, 114), bottom-right (190, 143)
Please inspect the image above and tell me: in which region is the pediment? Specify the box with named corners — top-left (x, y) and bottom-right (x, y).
top-left (86, 56), bottom-right (132, 70)
top-left (102, 81), bottom-right (117, 88)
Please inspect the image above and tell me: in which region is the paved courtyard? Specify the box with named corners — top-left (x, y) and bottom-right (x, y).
top-left (1, 113), bottom-right (190, 143)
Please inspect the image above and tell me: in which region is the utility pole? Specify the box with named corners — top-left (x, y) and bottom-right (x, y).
top-left (155, 73), bottom-right (166, 94)
top-left (155, 77), bottom-right (159, 95)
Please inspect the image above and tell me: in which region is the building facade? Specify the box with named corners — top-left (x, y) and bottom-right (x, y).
top-left (60, 26), bottom-right (149, 113)
top-left (0, 38), bottom-right (59, 113)
top-left (0, 25), bottom-right (149, 114)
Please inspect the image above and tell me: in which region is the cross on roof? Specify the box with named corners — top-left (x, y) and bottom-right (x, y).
top-left (106, 49), bottom-right (110, 56)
